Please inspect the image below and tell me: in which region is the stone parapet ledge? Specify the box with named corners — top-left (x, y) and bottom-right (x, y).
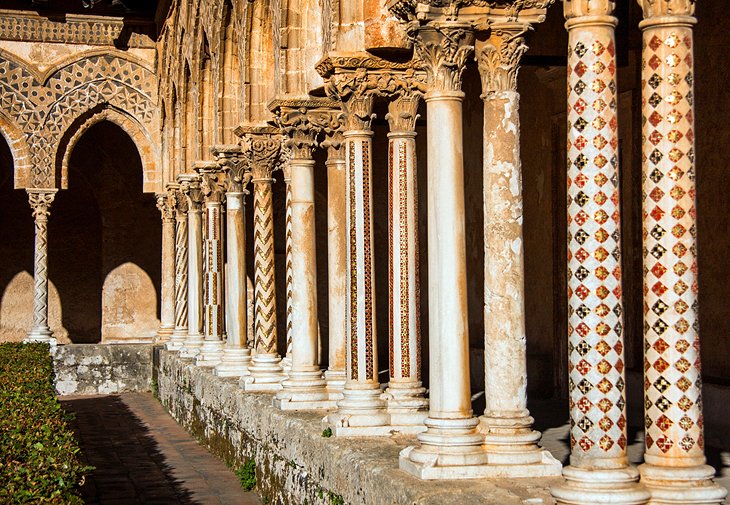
top-left (157, 350), bottom-right (561, 505)
top-left (52, 344), bottom-right (154, 396)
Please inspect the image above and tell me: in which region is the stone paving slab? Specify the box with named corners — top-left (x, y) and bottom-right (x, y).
top-left (61, 392), bottom-right (261, 505)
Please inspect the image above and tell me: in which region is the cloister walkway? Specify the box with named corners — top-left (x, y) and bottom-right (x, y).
top-left (61, 392), bottom-right (261, 505)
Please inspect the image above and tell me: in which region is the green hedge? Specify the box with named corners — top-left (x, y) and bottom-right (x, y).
top-left (0, 343), bottom-right (90, 504)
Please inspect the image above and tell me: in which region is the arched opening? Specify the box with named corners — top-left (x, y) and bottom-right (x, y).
top-left (200, 33), bottom-right (214, 153)
top-left (220, 0), bottom-right (240, 144)
top-left (51, 120), bottom-right (161, 342)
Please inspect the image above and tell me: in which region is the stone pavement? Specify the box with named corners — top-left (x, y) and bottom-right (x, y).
top-left (61, 392), bottom-right (261, 505)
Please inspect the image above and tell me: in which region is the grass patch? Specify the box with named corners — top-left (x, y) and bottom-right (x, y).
top-left (235, 459), bottom-right (257, 491)
top-left (0, 343), bottom-right (91, 503)
top-left (321, 427), bottom-right (332, 438)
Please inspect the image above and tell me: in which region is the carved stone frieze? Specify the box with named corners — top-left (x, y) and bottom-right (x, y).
top-left (212, 145), bottom-right (251, 194)
top-left (637, 0), bottom-right (695, 18)
top-left (476, 23), bottom-right (529, 94)
top-left (387, 0), bottom-right (554, 23)
top-left (236, 126), bottom-right (283, 181)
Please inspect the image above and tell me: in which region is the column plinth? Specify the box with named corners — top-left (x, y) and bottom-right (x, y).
top-left (194, 166), bottom-right (226, 367)
top-left (552, 4), bottom-right (649, 503)
top-left (156, 191), bottom-right (176, 341)
top-left (636, 4), bottom-right (726, 503)
top-left (25, 189), bottom-right (58, 345)
top-left (179, 174), bottom-right (205, 358)
top-left (383, 93), bottom-right (428, 427)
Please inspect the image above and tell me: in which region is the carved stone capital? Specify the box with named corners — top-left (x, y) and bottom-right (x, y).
top-left (476, 23), bottom-right (529, 95)
top-left (156, 192), bottom-right (175, 222)
top-left (322, 130), bottom-right (345, 161)
top-left (564, 0), bottom-right (616, 20)
top-left (195, 162), bottom-right (227, 204)
top-left (212, 145), bottom-right (251, 194)
top-left (637, 0), bottom-right (695, 19)
top-left (27, 189), bottom-right (57, 221)
top-left (269, 97), bottom-right (344, 160)
top-left (386, 93), bottom-right (421, 132)
top-left (411, 22), bottom-right (474, 92)
top-left (178, 173), bottom-right (204, 211)
top-left (236, 125), bottom-right (283, 181)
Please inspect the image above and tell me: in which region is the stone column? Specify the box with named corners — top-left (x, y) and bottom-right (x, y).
top-left (179, 173), bottom-right (205, 357)
top-left (25, 189), bottom-right (58, 344)
top-left (323, 89), bottom-right (389, 434)
top-left (281, 160), bottom-right (294, 376)
top-left (474, 24), bottom-right (561, 476)
top-left (637, 2), bottom-right (727, 503)
top-left (156, 189), bottom-right (177, 341)
top-left (322, 128), bottom-right (347, 398)
top-left (213, 145), bottom-right (253, 378)
top-left (240, 127), bottom-right (286, 391)
top-left (270, 99), bottom-right (339, 410)
top-left (167, 184), bottom-right (189, 350)
top-left (552, 2), bottom-right (650, 503)
top-left (382, 92), bottom-right (428, 426)
top-left (193, 162), bottom-right (227, 367)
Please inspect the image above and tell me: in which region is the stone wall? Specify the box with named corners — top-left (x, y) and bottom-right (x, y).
top-left (157, 351), bottom-right (559, 505)
top-left (52, 344), bottom-right (153, 396)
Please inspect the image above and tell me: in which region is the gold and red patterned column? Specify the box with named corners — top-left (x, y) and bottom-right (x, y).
top-left (552, 2), bottom-right (649, 503)
top-left (638, 2), bottom-right (727, 503)
top-left (240, 127), bottom-right (286, 391)
top-left (383, 91), bottom-right (428, 426)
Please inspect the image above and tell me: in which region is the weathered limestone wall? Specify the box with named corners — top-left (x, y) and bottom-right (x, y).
top-left (158, 351), bottom-right (559, 505)
top-left (52, 344), bottom-right (153, 396)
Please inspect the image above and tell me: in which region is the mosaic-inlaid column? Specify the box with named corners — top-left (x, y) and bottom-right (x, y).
top-left (179, 174), bottom-right (205, 357)
top-left (397, 21), bottom-right (490, 478)
top-left (322, 128), bottom-right (347, 398)
top-left (240, 128), bottom-right (285, 391)
top-left (194, 163), bottom-right (227, 367)
top-left (25, 189), bottom-right (57, 344)
top-left (271, 99), bottom-right (338, 410)
top-left (214, 146), bottom-right (253, 378)
top-left (552, 2), bottom-right (650, 503)
top-left (156, 189), bottom-right (176, 341)
top-left (637, 2), bottom-right (727, 503)
top-left (383, 92), bottom-right (428, 426)
top-left (324, 91), bottom-right (389, 433)
top-left (281, 160), bottom-right (294, 376)
top-left (475, 24), bottom-right (561, 476)
top-left (168, 184), bottom-right (189, 351)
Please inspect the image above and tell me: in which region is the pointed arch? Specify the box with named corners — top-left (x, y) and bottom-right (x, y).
top-left (0, 110), bottom-right (32, 189)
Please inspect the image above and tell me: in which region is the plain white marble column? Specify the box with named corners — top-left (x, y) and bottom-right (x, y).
top-left (156, 190), bottom-right (176, 341)
top-left (25, 189), bottom-right (58, 345)
top-left (179, 174), bottom-right (205, 357)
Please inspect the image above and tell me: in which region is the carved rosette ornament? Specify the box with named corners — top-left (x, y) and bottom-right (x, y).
top-left (26, 189), bottom-right (57, 343)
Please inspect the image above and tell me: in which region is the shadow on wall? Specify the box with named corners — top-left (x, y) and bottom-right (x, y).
top-left (0, 121), bottom-right (161, 343)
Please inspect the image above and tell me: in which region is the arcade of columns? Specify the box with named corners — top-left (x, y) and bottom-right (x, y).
top-left (21, 0), bottom-right (727, 503)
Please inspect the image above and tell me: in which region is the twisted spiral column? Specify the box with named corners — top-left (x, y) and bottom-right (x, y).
top-left (26, 189), bottom-right (57, 344)
top-left (168, 189), bottom-right (189, 350)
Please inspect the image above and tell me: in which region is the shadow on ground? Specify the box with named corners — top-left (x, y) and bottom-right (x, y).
top-left (62, 395), bottom-right (199, 505)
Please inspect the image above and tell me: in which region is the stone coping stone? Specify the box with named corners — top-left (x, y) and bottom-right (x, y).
top-left (53, 343), bottom-right (153, 396)
top-left (158, 350), bottom-right (561, 505)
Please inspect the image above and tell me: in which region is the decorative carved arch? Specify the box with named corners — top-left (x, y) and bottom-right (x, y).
top-left (39, 49), bottom-right (154, 85)
top-left (58, 105), bottom-right (160, 193)
top-left (0, 110), bottom-right (33, 189)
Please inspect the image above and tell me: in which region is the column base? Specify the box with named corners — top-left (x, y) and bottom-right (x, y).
top-left (25, 327), bottom-right (56, 346)
top-left (156, 325), bottom-right (174, 342)
top-left (213, 348), bottom-right (252, 377)
top-left (281, 355), bottom-right (292, 376)
top-left (194, 339), bottom-right (224, 367)
top-left (325, 369), bottom-right (346, 401)
top-left (398, 416), bottom-right (489, 479)
top-left (165, 330), bottom-right (188, 351)
top-left (273, 368), bottom-right (332, 410)
top-left (384, 381), bottom-right (429, 426)
top-left (325, 382), bottom-right (390, 435)
top-left (179, 334), bottom-right (204, 358)
top-left (551, 466), bottom-right (651, 505)
top-left (639, 463), bottom-right (727, 505)
top-left (240, 354), bottom-right (284, 392)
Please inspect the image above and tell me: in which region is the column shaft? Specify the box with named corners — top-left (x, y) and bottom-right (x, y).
top-left (26, 189), bottom-right (57, 344)
top-left (157, 193), bottom-right (176, 340)
top-left (181, 188), bottom-right (204, 357)
top-left (169, 192), bottom-right (189, 350)
top-left (638, 5), bottom-right (727, 502)
top-left (282, 166), bottom-right (294, 374)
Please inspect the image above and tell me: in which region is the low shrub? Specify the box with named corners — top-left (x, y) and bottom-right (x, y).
top-left (0, 343), bottom-right (90, 504)
top-left (235, 459), bottom-right (257, 491)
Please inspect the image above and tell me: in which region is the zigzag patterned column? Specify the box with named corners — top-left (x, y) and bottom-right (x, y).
top-left (179, 173), bottom-right (205, 357)
top-left (241, 128), bottom-right (285, 391)
top-left (552, 2), bottom-right (649, 503)
top-left (156, 189), bottom-right (176, 341)
top-left (194, 163), bottom-right (227, 367)
top-left (25, 189), bottom-right (57, 344)
top-left (383, 92), bottom-right (428, 426)
top-left (637, 2), bottom-right (727, 503)
top-left (168, 184), bottom-right (189, 350)
top-left (281, 161), bottom-right (294, 376)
